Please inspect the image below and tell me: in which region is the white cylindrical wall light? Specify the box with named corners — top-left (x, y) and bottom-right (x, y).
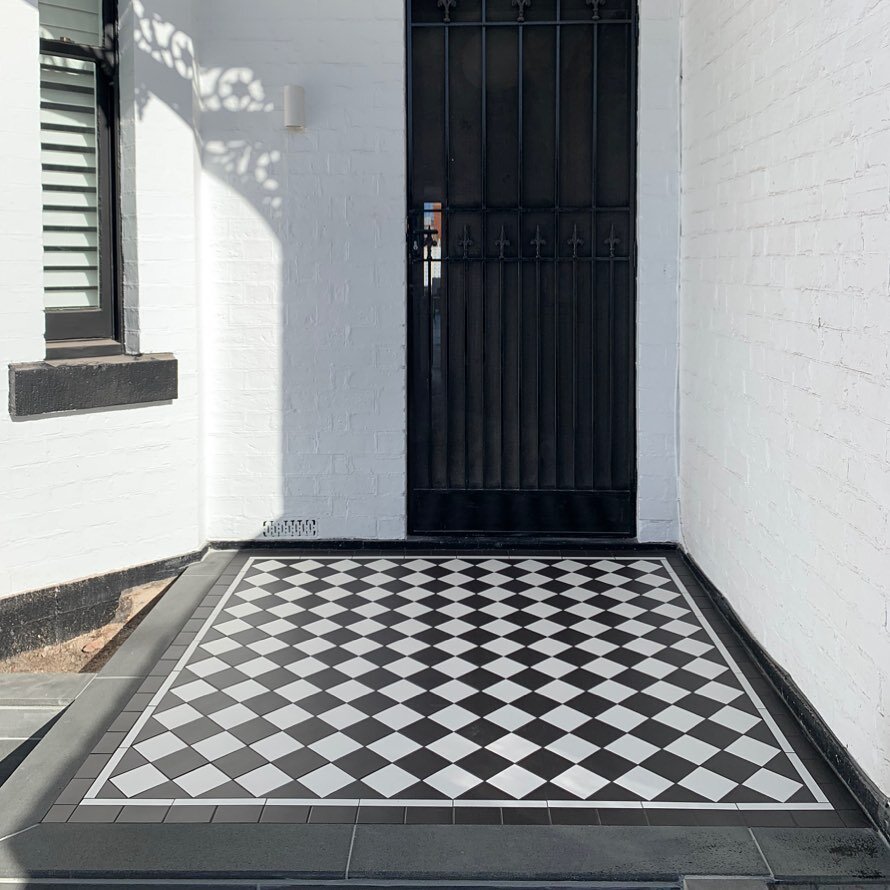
top-left (284, 85), bottom-right (306, 130)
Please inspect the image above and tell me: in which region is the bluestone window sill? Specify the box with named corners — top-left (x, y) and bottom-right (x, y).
top-left (8, 353), bottom-right (178, 418)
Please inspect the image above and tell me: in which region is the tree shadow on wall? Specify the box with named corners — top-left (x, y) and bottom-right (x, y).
top-left (122, 1), bottom-right (331, 544)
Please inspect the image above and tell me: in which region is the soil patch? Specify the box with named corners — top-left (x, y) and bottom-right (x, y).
top-left (0, 577), bottom-right (174, 674)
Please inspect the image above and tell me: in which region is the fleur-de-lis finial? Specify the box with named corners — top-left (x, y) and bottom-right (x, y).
top-left (605, 224), bottom-right (620, 258)
top-left (568, 224), bottom-right (584, 259)
top-left (459, 224), bottom-right (473, 260)
top-left (586, 0), bottom-right (606, 20)
top-left (496, 225), bottom-right (511, 260)
top-left (531, 225), bottom-right (546, 260)
top-left (437, 0), bottom-right (457, 22)
top-left (513, 0), bottom-right (531, 22)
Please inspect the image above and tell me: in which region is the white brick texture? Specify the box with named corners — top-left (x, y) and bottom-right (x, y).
top-left (0, 0), bottom-right (203, 600)
top-left (680, 0), bottom-right (890, 796)
top-left (199, 0), bottom-right (680, 542)
top-left (197, 0), bottom-right (408, 541)
top-left (637, 0), bottom-right (681, 541)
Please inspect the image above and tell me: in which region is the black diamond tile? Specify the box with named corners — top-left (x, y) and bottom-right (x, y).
top-left (153, 747), bottom-right (208, 779)
top-left (55, 554), bottom-right (830, 822)
top-left (213, 747), bottom-right (269, 780)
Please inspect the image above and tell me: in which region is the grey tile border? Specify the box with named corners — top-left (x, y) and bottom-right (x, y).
top-left (347, 825), bottom-right (772, 881)
top-left (0, 551), bottom-right (235, 841)
top-left (210, 804), bottom-right (263, 823)
top-left (68, 805), bottom-right (121, 823)
top-left (164, 805), bottom-right (217, 823)
top-left (259, 804), bottom-right (309, 823)
top-left (99, 551), bottom-right (237, 681)
top-left (682, 552), bottom-right (890, 841)
top-left (116, 805), bottom-right (169, 823)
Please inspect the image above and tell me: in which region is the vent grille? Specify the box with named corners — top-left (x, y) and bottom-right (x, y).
top-left (262, 519), bottom-right (318, 539)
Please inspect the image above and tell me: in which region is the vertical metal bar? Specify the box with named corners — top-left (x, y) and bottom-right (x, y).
top-left (626, 12), bottom-right (638, 492)
top-left (517, 23), bottom-right (524, 488)
top-left (569, 224), bottom-right (582, 490)
top-left (605, 223), bottom-right (618, 491)
top-left (481, 23), bottom-right (488, 488)
top-left (532, 226), bottom-right (546, 488)
top-left (590, 17), bottom-right (598, 490)
top-left (553, 12), bottom-right (561, 488)
top-left (497, 225), bottom-right (509, 490)
top-left (462, 224), bottom-right (471, 490)
top-left (443, 25), bottom-right (451, 488)
top-left (426, 224), bottom-right (437, 488)
top-left (406, 14), bottom-right (418, 497)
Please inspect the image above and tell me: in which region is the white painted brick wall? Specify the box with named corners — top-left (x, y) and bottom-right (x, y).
top-left (637, 0), bottom-right (681, 542)
top-left (680, 0), bottom-right (890, 796)
top-left (0, 0), bottom-right (681, 598)
top-left (197, 0), bottom-right (409, 541)
top-left (200, 0), bottom-right (680, 542)
top-left (0, 0), bottom-right (203, 600)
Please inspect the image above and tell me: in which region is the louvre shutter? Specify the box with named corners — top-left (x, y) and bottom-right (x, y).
top-left (40, 54), bottom-right (101, 311)
top-left (39, 0), bottom-right (103, 46)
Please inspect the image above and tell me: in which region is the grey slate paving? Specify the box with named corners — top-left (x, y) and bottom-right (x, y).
top-left (0, 709), bottom-right (63, 741)
top-left (0, 676), bottom-right (146, 840)
top-left (0, 675), bottom-right (91, 707)
top-left (685, 881), bottom-right (769, 890)
top-left (0, 740), bottom-right (38, 783)
top-left (754, 828), bottom-right (890, 880)
top-left (0, 824), bottom-right (352, 879)
top-left (347, 824), bottom-right (771, 881)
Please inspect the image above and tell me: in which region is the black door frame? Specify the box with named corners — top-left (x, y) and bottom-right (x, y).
top-left (405, 0), bottom-right (639, 537)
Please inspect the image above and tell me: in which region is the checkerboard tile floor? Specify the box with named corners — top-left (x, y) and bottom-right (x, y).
top-left (54, 555), bottom-right (834, 822)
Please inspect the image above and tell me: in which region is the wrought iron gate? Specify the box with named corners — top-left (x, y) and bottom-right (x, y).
top-left (407, 0), bottom-right (637, 535)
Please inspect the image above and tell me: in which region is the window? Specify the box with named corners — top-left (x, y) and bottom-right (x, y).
top-left (39, 0), bottom-right (120, 355)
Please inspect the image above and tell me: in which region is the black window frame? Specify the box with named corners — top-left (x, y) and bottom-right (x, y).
top-left (40, 0), bottom-right (122, 357)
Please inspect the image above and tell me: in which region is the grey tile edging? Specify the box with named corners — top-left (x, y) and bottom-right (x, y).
top-left (682, 550), bottom-right (890, 842)
top-left (0, 551), bottom-right (236, 843)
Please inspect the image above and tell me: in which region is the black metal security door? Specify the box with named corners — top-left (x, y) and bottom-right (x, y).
top-left (408, 0), bottom-right (637, 536)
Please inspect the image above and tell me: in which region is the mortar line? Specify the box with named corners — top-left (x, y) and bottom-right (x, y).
top-left (344, 821), bottom-right (359, 880)
top-left (747, 826), bottom-right (775, 879)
